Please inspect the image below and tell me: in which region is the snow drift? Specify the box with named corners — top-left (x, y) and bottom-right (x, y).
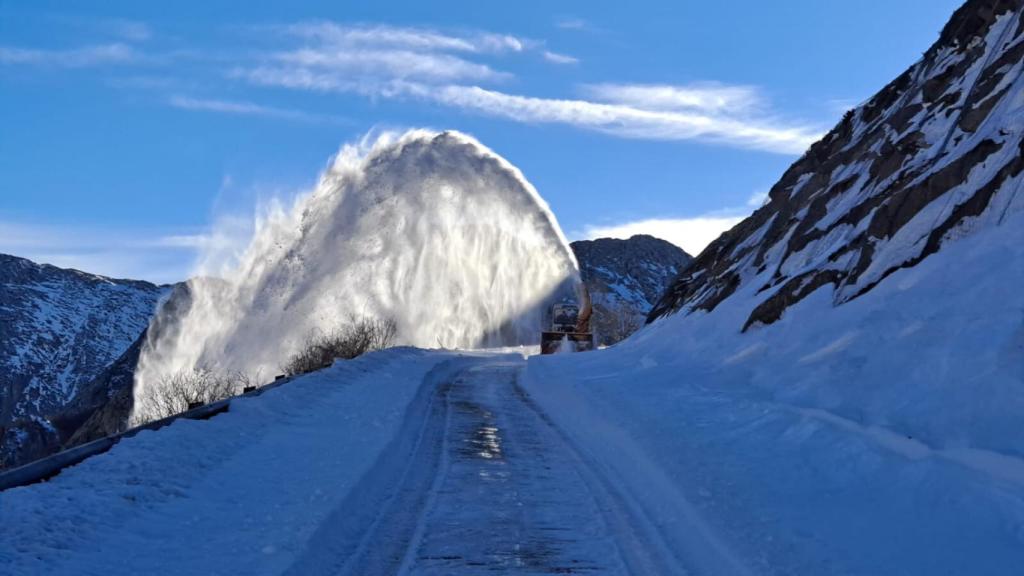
top-left (133, 130), bottom-right (578, 420)
top-left (524, 206), bottom-right (1024, 574)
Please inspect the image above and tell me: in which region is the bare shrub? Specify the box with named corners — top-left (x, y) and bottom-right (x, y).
top-left (282, 316), bottom-right (398, 377)
top-left (608, 302), bottom-right (643, 343)
top-left (140, 369), bottom-right (254, 422)
top-left (593, 301), bottom-right (644, 345)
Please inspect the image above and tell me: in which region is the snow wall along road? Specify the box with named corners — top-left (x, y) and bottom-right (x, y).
top-left (133, 130), bottom-right (579, 420)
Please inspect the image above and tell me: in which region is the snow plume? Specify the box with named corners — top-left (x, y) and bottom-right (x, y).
top-left (133, 130), bottom-right (578, 420)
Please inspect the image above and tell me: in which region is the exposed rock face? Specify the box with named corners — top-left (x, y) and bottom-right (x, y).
top-left (0, 254), bottom-right (167, 469)
top-left (571, 235), bottom-right (692, 344)
top-left (650, 0), bottom-right (1024, 329)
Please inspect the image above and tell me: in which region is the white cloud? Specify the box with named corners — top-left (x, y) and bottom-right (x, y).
top-left (274, 48), bottom-right (506, 82)
top-left (282, 22), bottom-right (527, 54)
top-left (25, 17), bottom-right (822, 155)
top-left (583, 82), bottom-right (762, 113)
top-left (168, 95), bottom-right (349, 124)
top-left (248, 23), bottom-right (517, 93)
top-left (407, 84), bottom-right (820, 154)
top-left (0, 43), bottom-right (138, 67)
top-left (582, 216), bottom-right (745, 256)
top-left (543, 50), bottom-right (579, 65)
top-left (232, 20), bottom-right (824, 153)
top-left (237, 70), bottom-right (819, 153)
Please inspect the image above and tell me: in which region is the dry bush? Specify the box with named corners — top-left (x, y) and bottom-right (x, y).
top-left (593, 301), bottom-right (644, 345)
top-left (282, 317), bottom-right (398, 377)
top-left (140, 369), bottom-right (255, 422)
top-left (608, 303), bottom-right (643, 342)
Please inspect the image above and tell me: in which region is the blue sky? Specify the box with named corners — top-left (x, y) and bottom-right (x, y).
top-left (1, 0), bottom-right (963, 283)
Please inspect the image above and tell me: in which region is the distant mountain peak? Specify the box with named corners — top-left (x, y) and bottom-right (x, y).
top-left (571, 236), bottom-right (692, 344)
top-left (0, 253), bottom-right (167, 469)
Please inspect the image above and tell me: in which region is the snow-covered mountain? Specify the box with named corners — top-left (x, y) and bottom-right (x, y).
top-left (570, 235), bottom-right (691, 344)
top-left (650, 0), bottom-right (1024, 328)
top-left (0, 254), bottom-right (167, 469)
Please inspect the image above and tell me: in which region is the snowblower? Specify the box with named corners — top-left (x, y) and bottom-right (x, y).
top-left (540, 283), bottom-right (594, 354)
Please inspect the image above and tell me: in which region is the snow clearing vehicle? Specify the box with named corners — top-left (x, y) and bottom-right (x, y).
top-left (540, 284), bottom-right (594, 354)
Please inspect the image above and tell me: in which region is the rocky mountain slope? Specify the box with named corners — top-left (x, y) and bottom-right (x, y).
top-left (570, 235), bottom-right (691, 344)
top-left (650, 0), bottom-right (1024, 329)
top-left (0, 254), bottom-right (167, 468)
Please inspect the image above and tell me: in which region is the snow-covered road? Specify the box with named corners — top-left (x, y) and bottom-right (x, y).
top-left (2, 350), bottom-right (739, 575)
top-left (5, 338), bottom-right (1023, 574)
top-left (288, 357), bottom-right (636, 574)
top-left (283, 355), bottom-right (741, 575)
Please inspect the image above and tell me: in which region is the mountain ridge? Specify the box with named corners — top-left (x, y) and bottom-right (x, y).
top-left (650, 0), bottom-right (1024, 328)
top-left (0, 253), bottom-right (168, 468)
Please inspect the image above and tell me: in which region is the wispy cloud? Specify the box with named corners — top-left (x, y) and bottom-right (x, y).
top-left (411, 84), bottom-right (782, 146)
top-left (273, 47), bottom-right (507, 82)
top-left (0, 43), bottom-right (139, 67)
top-left (11, 18), bottom-right (823, 155)
top-left (0, 220), bottom-right (199, 283)
top-left (542, 50), bottom-right (579, 65)
top-left (407, 83), bottom-right (815, 153)
top-left (236, 21), bottom-right (821, 155)
top-left (281, 22), bottom-right (528, 54)
top-left (168, 95), bottom-right (349, 125)
top-left (555, 17), bottom-right (589, 30)
top-left (582, 82), bottom-right (762, 113)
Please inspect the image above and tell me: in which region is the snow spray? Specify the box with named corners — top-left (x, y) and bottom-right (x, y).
top-left (132, 130), bottom-right (579, 421)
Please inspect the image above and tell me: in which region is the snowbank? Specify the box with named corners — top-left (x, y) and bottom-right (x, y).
top-left (0, 348), bottom-right (452, 576)
top-left (523, 210), bottom-right (1024, 573)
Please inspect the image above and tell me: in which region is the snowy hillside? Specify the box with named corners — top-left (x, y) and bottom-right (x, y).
top-left (0, 254), bottom-right (166, 469)
top-left (526, 202), bottom-right (1024, 574)
top-left (519, 1), bottom-right (1024, 571)
top-left (570, 235), bottom-right (691, 344)
top-left (650, 0), bottom-right (1024, 328)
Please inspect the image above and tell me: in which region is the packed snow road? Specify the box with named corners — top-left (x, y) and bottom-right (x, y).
top-left (285, 355), bottom-right (735, 575)
top-left (287, 357), bottom-right (633, 575)
top-left (0, 349), bottom-right (743, 575)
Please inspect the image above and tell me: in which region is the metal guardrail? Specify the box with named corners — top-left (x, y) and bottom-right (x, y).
top-left (0, 374), bottom-right (295, 492)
